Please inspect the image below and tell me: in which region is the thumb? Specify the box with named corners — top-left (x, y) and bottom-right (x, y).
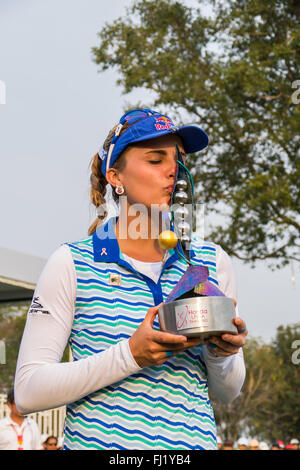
top-left (145, 303), bottom-right (163, 327)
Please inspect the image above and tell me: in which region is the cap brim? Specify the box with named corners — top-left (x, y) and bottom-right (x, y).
top-left (176, 125), bottom-right (209, 153)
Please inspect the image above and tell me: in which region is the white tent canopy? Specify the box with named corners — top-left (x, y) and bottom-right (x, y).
top-left (0, 246), bottom-right (46, 302)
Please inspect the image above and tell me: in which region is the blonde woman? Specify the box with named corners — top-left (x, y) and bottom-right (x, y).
top-left (15, 109), bottom-right (247, 450)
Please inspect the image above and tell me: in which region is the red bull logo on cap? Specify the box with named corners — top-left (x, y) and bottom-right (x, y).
top-left (154, 116), bottom-right (174, 131)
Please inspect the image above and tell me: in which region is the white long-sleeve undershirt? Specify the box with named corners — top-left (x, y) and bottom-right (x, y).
top-left (15, 243), bottom-right (245, 414)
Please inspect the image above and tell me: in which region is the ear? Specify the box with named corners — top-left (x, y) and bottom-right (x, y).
top-left (106, 168), bottom-right (123, 189)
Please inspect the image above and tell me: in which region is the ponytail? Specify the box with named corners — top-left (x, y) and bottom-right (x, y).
top-left (87, 153), bottom-right (108, 236)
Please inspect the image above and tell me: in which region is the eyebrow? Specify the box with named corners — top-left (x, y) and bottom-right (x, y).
top-left (145, 149), bottom-right (187, 158)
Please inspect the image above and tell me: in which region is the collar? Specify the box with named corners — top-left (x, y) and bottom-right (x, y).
top-left (93, 217), bottom-right (120, 263)
top-left (6, 415), bottom-right (26, 429)
top-left (92, 216), bottom-right (196, 267)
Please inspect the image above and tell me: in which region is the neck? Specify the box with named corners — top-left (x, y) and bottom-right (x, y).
top-left (10, 413), bottom-right (24, 426)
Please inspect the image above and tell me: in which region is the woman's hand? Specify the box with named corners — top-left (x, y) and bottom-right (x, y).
top-left (205, 316), bottom-right (248, 357)
top-left (129, 304), bottom-right (203, 368)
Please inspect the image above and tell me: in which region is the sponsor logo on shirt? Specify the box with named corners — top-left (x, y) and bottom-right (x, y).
top-left (29, 296), bottom-right (50, 315)
top-left (109, 273), bottom-right (122, 286)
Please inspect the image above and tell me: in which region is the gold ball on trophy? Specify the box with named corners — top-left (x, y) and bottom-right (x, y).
top-left (158, 230), bottom-right (178, 249)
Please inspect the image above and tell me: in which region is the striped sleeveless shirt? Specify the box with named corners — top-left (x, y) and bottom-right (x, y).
top-left (62, 217), bottom-right (219, 450)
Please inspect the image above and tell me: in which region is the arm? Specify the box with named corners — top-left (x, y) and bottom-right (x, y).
top-left (202, 245), bottom-right (246, 403)
top-left (203, 346), bottom-right (245, 404)
top-left (14, 244), bottom-right (142, 415)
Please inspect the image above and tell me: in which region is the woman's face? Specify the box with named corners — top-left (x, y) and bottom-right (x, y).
top-left (108, 134), bottom-right (186, 209)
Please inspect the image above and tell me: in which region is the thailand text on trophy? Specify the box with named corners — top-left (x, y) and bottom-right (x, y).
top-left (158, 145), bottom-right (238, 339)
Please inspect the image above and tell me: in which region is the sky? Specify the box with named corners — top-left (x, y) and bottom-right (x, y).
top-left (0, 0), bottom-right (299, 343)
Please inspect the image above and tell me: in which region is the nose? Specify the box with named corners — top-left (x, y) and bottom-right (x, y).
top-left (166, 153), bottom-right (177, 179)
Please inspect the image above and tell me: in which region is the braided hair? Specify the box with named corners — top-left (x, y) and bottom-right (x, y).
top-left (88, 122), bottom-right (132, 236)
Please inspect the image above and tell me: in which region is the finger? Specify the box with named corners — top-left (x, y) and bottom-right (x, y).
top-left (162, 337), bottom-right (203, 352)
top-left (233, 317), bottom-right (248, 336)
top-left (144, 304), bottom-right (163, 327)
top-left (157, 344), bottom-right (199, 364)
top-left (152, 330), bottom-right (187, 345)
top-left (209, 336), bottom-right (240, 354)
top-left (220, 331), bottom-right (246, 348)
top-left (206, 339), bottom-right (239, 357)
top-left (154, 338), bottom-right (204, 364)
top-left (204, 334), bottom-right (236, 345)
top-left (207, 344), bottom-right (235, 357)
top-left (211, 318), bottom-right (247, 347)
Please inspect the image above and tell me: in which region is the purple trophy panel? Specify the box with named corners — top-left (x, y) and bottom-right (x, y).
top-left (165, 264), bottom-right (225, 303)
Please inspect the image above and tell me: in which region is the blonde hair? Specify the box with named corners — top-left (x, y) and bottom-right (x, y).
top-left (87, 122), bottom-right (132, 236)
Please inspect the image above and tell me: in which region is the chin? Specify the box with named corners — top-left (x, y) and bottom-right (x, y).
top-left (129, 195), bottom-right (170, 212)
top-left (150, 200), bottom-right (170, 210)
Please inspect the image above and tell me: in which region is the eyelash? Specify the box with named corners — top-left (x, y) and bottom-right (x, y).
top-left (148, 155), bottom-right (186, 164)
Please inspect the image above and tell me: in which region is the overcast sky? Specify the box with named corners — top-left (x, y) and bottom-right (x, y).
top-left (0, 0), bottom-right (299, 343)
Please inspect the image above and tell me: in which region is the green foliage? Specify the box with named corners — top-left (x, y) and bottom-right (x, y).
top-left (260, 323), bottom-right (300, 441)
top-left (211, 325), bottom-right (300, 443)
top-left (92, 0), bottom-right (300, 267)
top-left (211, 336), bottom-right (280, 442)
top-left (0, 302), bottom-right (29, 393)
top-left (0, 301), bottom-right (70, 394)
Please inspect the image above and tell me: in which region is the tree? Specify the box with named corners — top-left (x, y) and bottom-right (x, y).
top-left (210, 336), bottom-right (285, 443)
top-left (0, 301), bottom-right (70, 394)
top-left (92, 0), bottom-right (300, 268)
top-left (258, 323), bottom-right (300, 441)
top-left (0, 302), bottom-right (29, 393)
top-left (210, 325), bottom-right (300, 444)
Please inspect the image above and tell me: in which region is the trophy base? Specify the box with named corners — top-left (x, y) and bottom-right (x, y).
top-left (158, 296), bottom-right (238, 339)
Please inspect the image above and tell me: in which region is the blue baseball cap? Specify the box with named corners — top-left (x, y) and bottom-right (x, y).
top-left (98, 109), bottom-right (209, 176)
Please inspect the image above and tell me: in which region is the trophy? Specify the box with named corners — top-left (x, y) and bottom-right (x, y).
top-left (158, 145), bottom-right (238, 339)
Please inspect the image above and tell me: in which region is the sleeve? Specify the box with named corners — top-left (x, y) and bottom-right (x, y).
top-left (14, 244), bottom-right (142, 415)
top-left (202, 244), bottom-right (246, 404)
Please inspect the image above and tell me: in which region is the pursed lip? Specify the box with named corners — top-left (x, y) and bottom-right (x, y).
top-left (165, 183), bottom-right (175, 193)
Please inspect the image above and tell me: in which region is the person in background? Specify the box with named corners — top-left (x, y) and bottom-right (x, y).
top-left (259, 441), bottom-right (269, 450)
top-left (248, 438), bottom-right (260, 450)
top-left (57, 436), bottom-right (64, 450)
top-left (271, 442), bottom-right (281, 450)
top-left (284, 443), bottom-right (297, 450)
top-left (276, 440), bottom-right (285, 450)
top-left (289, 438), bottom-right (299, 450)
top-left (223, 439), bottom-right (234, 450)
top-left (237, 437), bottom-right (248, 450)
top-left (0, 389), bottom-right (41, 450)
top-left (216, 436), bottom-right (223, 450)
top-left (40, 433), bottom-right (48, 449)
top-left (43, 435), bottom-right (58, 450)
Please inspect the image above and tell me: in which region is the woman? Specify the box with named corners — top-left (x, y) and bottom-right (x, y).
top-left (15, 108), bottom-right (247, 450)
top-left (43, 435), bottom-right (59, 450)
